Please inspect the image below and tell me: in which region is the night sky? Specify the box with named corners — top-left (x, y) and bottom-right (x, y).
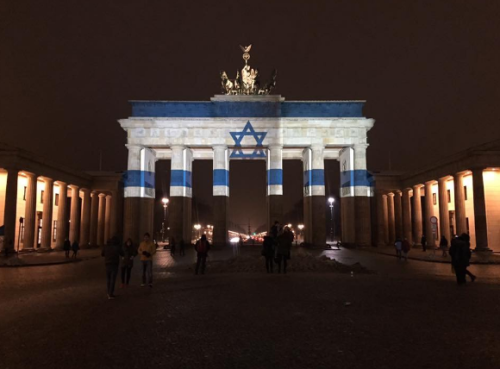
top-left (2, 1), bottom-right (499, 231)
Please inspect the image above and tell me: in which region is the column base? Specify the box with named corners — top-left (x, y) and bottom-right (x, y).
top-left (302, 196), bottom-right (326, 248)
top-left (355, 196), bottom-right (372, 247)
top-left (474, 247), bottom-right (492, 252)
top-left (169, 197), bottom-right (192, 245)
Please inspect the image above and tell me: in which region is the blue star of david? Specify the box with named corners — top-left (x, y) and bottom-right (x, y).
top-left (230, 121), bottom-right (267, 158)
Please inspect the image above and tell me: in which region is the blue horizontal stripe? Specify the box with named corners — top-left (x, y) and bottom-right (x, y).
top-left (213, 169), bottom-right (229, 187)
top-left (171, 170), bottom-right (192, 188)
top-left (123, 170), bottom-right (155, 189)
top-left (303, 169), bottom-right (325, 187)
top-left (130, 101), bottom-right (365, 118)
top-left (267, 169), bottom-right (283, 186)
top-left (340, 170), bottom-right (374, 187)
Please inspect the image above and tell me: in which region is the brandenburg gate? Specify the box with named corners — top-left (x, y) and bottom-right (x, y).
top-left (119, 46), bottom-right (375, 247)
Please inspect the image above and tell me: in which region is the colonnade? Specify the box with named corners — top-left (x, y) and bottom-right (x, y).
top-left (376, 168), bottom-right (492, 251)
top-left (1, 168), bottom-right (117, 252)
top-left (123, 143), bottom-right (373, 248)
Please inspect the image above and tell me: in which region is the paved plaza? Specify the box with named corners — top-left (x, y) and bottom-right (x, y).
top-left (1, 247), bottom-right (500, 369)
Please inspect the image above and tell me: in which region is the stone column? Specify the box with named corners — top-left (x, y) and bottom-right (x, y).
top-left (353, 144), bottom-right (372, 246)
top-left (104, 194), bottom-right (112, 243)
top-left (23, 173), bottom-right (38, 250)
top-left (55, 182), bottom-right (68, 250)
top-left (89, 192), bottom-right (99, 246)
top-left (424, 181), bottom-right (436, 247)
top-left (302, 145), bottom-right (326, 247)
top-left (412, 185), bottom-right (423, 245)
top-left (402, 188), bottom-right (412, 242)
top-left (454, 172), bottom-right (467, 235)
top-left (472, 168), bottom-right (490, 251)
top-left (97, 193), bottom-right (106, 246)
top-left (109, 190), bottom-right (119, 241)
top-left (267, 144), bottom-right (283, 232)
top-left (170, 146), bottom-right (192, 245)
top-left (438, 177), bottom-right (451, 243)
top-left (123, 145), bottom-right (155, 244)
top-left (69, 186), bottom-right (80, 243)
top-left (213, 145), bottom-right (229, 247)
top-left (3, 169), bottom-right (18, 252)
top-left (79, 189), bottom-right (91, 247)
top-left (394, 191), bottom-right (403, 240)
top-left (40, 178), bottom-right (54, 249)
top-left (376, 191), bottom-right (388, 246)
top-left (387, 193), bottom-right (396, 244)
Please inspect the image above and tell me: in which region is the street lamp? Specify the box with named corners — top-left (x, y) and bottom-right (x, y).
top-left (328, 197), bottom-right (335, 243)
top-left (162, 197), bottom-right (169, 242)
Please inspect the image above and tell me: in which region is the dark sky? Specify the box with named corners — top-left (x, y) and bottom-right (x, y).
top-left (2, 1), bottom-right (500, 230)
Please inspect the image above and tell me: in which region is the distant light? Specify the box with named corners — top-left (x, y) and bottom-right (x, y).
top-left (230, 237), bottom-right (240, 243)
top-left (194, 224), bottom-right (201, 230)
top-left (162, 197), bottom-right (169, 205)
top-left (287, 223), bottom-right (292, 228)
top-left (298, 224), bottom-right (304, 230)
top-left (328, 197), bottom-right (335, 205)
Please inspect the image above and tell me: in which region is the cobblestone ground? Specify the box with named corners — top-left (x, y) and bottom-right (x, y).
top-left (1, 247), bottom-right (500, 369)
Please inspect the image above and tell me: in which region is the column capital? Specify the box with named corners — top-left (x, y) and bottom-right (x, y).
top-left (310, 144), bottom-right (324, 151)
top-left (268, 144), bottom-right (283, 150)
top-left (424, 180), bottom-right (436, 186)
top-left (170, 145), bottom-right (186, 151)
top-left (353, 143), bottom-right (369, 150)
top-left (438, 176), bottom-right (451, 184)
top-left (98, 193), bottom-right (107, 198)
top-left (125, 144), bottom-right (143, 150)
top-left (212, 144), bottom-right (228, 150)
top-left (42, 177), bottom-right (54, 184)
top-left (413, 184), bottom-right (424, 190)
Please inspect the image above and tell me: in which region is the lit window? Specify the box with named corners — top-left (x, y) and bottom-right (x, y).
top-left (464, 186), bottom-right (468, 201)
top-left (23, 186), bottom-right (27, 201)
top-left (55, 193), bottom-right (59, 206)
top-left (447, 189), bottom-right (451, 203)
top-left (41, 190), bottom-right (44, 204)
top-left (432, 193), bottom-right (437, 205)
top-left (53, 221), bottom-right (57, 242)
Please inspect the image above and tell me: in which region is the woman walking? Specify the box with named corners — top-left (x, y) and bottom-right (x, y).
top-left (71, 240), bottom-right (80, 258)
top-left (276, 227), bottom-right (294, 274)
top-left (262, 236), bottom-right (275, 273)
top-left (121, 238), bottom-right (137, 287)
top-left (63, 238), bottom-right (71, 258)
top-left (439, 235), bottom-right (448, 257)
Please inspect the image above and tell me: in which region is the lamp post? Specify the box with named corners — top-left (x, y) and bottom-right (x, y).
top-left (328, 197), bottom-right (335, 243)
top-left (162, 197), bottom-right (169, 242)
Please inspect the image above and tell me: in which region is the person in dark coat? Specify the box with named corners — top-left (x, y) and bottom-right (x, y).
top-left (449, 233), bottom-right (475, 284)
top-left (439, 235), bottom-right (449, 257)
top-left (276, 227), bottom-right (294, 274)
top-left (262, 236), bottom-right (275, 273)
top-left (71, 241), bottom-right (80, 258)
top-left (170, 237), bottom-right (176, 256)
top-left (194, 235), bottom-right (210, 275)
top-left (421, 235), bottom-right (427, 252)
top-left (102, 237), bottom-right (124, 299)
top-left (63, 238), bottom-right (71, 258)
top-left (270, 221), bottom-right (280, 240)
top-left (120, 238), bottom-right (137, 287)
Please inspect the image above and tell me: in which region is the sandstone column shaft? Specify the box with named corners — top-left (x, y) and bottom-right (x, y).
top-left (23, 173), bottom-right (38, 250)
top-left (104, 194), bottom-right (112, 243)
top-left (267, 145), bottom-right (283, 233)
top-left (97, 194), bottom-right (106, 246)
top-left (3, 169), bottom-right (19, 251)
top-left (79, 189), bottom-right (91, 247)
top-left (376, 192), bottom-right (388, 246)
top-left (394, 191), bottom-right (403, 240)
top-left (402, 189), bottom-right (412, 242)
top-left (412, 185), bottom-right (423, 244)
top-left (424, 181), bottom-right (436, 247)
top-left (213, 145), bottom-right (229, 247)
top-left (69, 186), bottom-right (80, 243)
top-left (40, 178), bottom-right (54, 249)
top-left (438, 178), bottom-right (451, 243)
top-left (89, 192), bottom-right (99, 246)
top-left (472, 168), bottom-right (490, 251)
top-left (454, 173), bottom-right (467, 235)
top-left (387, 194), bottom-right (396, 244)
top-left (55, 182), bottom-right (68, 250)
top-left (353, 144), bottom-right (372, 246)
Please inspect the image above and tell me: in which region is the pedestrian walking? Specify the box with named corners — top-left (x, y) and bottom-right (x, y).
top-left (449, 233), bottom-right (476, 285)
top-left (402, 238), bottom-right (411, 261)
top-left (439, 235), bottom-right (448, 257)
top-left (276, 227), bottom-right (294, 274)
top-left (138, 233), bottom-right (156, 287)
top-left (170, 237), bottom-right (176, 256)
top-left (194, 234), bottom-right (210, 275)
top-left (394, 238), bottom-right (402, 260)
top-left (421, 235), bottom-right (427, 252)
top-left (179, 238), bottom-right (185, 256)
top-left (270, 221), bottom-right (280, 239)
top-left (262, 235), bottom-right (275, 273)
top-left (101, 236), bottom-right (124, 299)
top-left (63, 238), bottom-right (71, 258)
top-left (71, 240), bottom-right (80, 258)
top-left (121, 238), bottom-right (137, 287)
